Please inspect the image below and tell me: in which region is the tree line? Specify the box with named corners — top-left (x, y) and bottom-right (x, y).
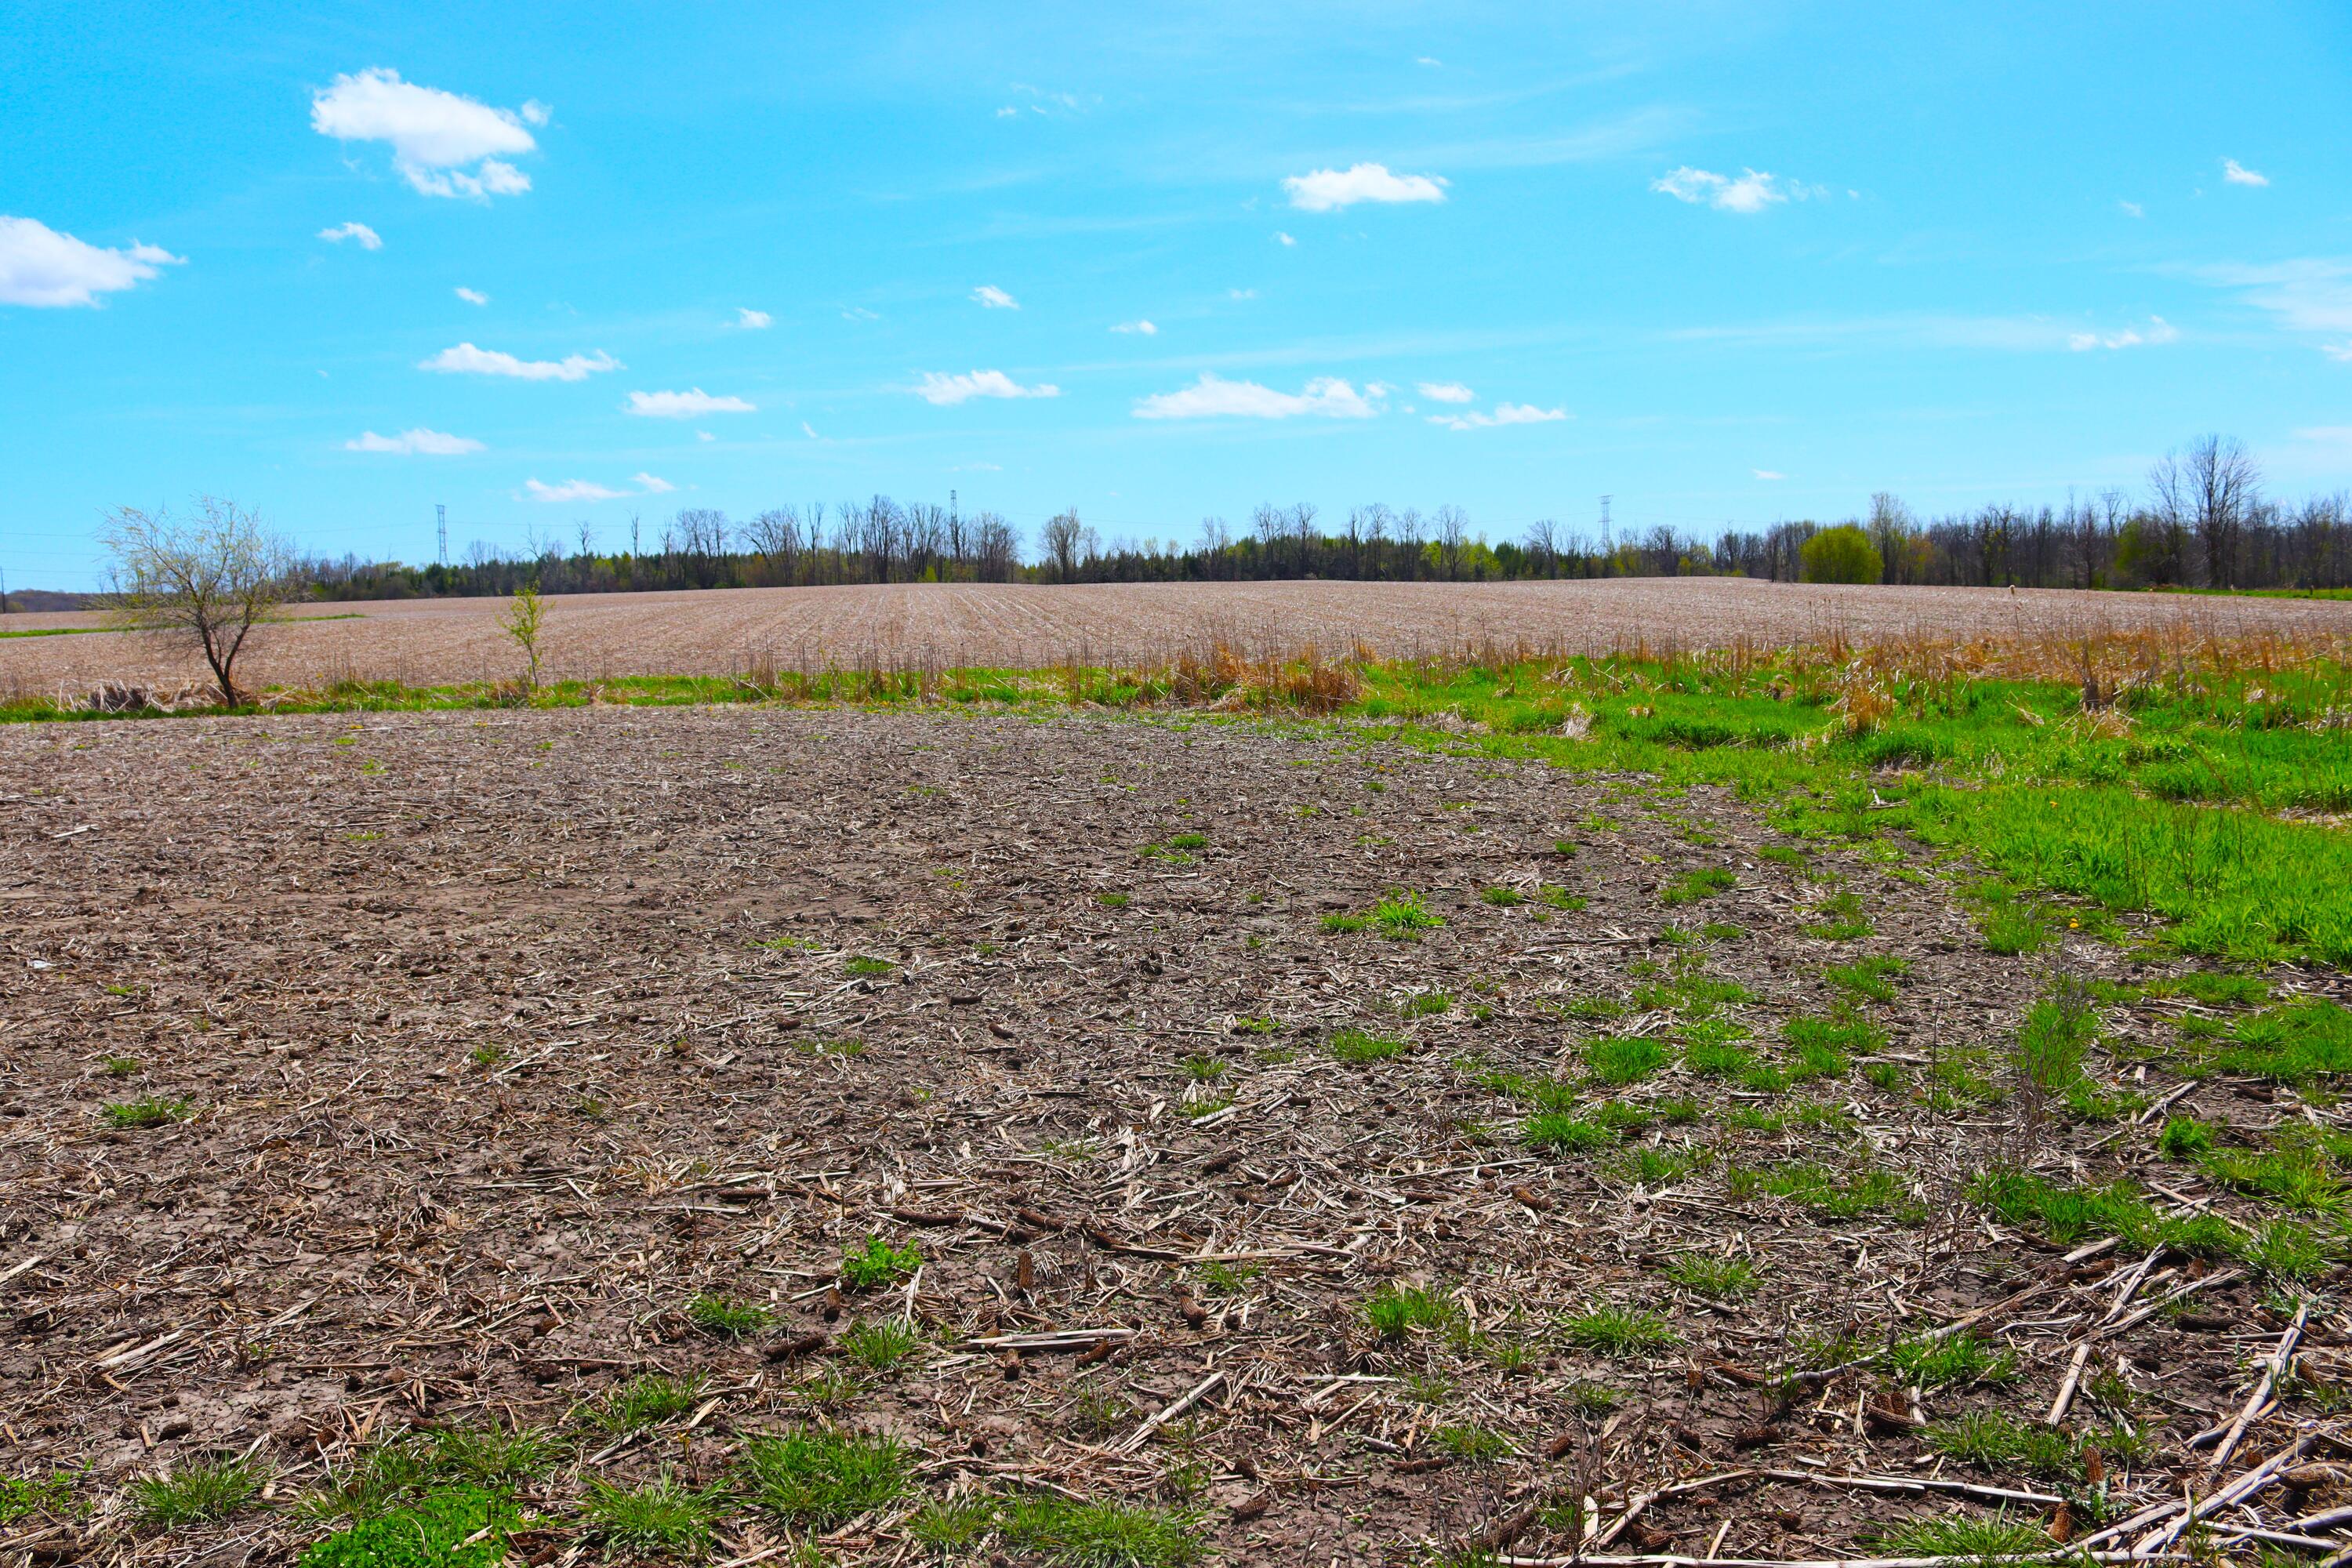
top-left (290, 435), bottom-right (2349, 601)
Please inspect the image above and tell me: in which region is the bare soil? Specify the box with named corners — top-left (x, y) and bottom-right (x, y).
top-left (6, 578), bottom-right (2347, 696)
top-left (0, 706), bottom-right (2340, 1563)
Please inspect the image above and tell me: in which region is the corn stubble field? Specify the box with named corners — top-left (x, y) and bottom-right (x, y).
top-left (5, 578), bottom-right (2351, 698)
top-left (5, 585), bottom-right (2352, 1567)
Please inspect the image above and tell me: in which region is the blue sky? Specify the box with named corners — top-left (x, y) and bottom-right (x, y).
top-left (4, 2), bottom-right (2349, 586)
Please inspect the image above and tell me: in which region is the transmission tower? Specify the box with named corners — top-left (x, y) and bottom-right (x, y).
top-left (436, 504), bottom-right (448, 566)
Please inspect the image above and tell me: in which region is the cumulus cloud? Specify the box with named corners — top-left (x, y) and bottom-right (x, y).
top-left (2067, 317), bottom-right (2180, 352)
top-left (310, 67), bottom-right (539, 201)
top-left (1281, 162), bottom-right (1448, 212)
top-left (419, 342), bottom-right (619, 380)
top-left (913, 369), bottom-right (1060, 405)
top-left (0, 216), bottom-right (183, 308)
top-left (1276, 230), bottom-right (1297, 246)
top-left (318, 221), bottom-right (382, 249)
top-left (523, 471), bottom-right (670, 503)
top-left (1111, 319), bottom-right (1158, 336)
top-left (1134, 373), bottom-right (1383, 420)
top-left (970, 284), bottom-right (1019, 310)
top-left (624, 387), bottom-right (756, 419)
top-left (1428, 401), bottom-right (1568, 431)
top-left (343, 426), bottom-right (484, 455)
top-left (524, 477), bottom-right (626, 503)
top-left (735, 307), bottom-right (771, 329)
top-left (1417, 381), bottom-right (1475, 404)
top-left (454, 285), bottom-right (488, 305)
top-left (1651, 165), bottom-right (1808, 213)
top-left (2223, 158), bottom-right (2269, 187)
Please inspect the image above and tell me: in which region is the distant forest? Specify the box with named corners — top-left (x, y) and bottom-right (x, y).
top-left (272, 434), bottom-right (2348, 601)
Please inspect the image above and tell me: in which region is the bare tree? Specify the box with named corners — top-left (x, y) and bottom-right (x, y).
top-left (1366, 504), bottom-right (1392, 580)
top-left (2180, 434), bottom-right (2260, 589)
top-left (745, 507), bottom-right (803, 586)
top-left (1040, 510), bottom-right (1085, 582)
top-left (1433, 504), bottom-right (1469, 580)
top-left (1290, 503), bottom-right (1319, 575)
top-left (101, 498), bottom-right (296, 707)
top-left (1523, 517), bottom-right (1559, 578)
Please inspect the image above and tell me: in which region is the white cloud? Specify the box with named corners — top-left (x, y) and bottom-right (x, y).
top-left (2326, 343), bottom-right (2352, 364)
top-left (624, 387), bottom-right (757, 418)
top-left (1111, 319), bottom-right (1158, 336)
top-left (801, 420), bottom-right (823, 440)
top-left (1417, 381), bottom-right (1475, 403)
top-left (2223, 158), bottom-right (2269, 187)
top-left (1134, 373), bottom-right (1383, 420)
top-left (696, 430), bottom-right (714, 441)
top-left (1652, 165), bottom-right (1806, 213)
top-left (841, 306), bottom-right (879, 321)
top-left (1281, 162), bottom-right (1449, 212)
top-left (524, 477), bottom-right (626, 503)
top-left (2198, 260), bottom-right (2352, 343)
top-left (735, 307), bottom-right (771, 329)
top-left (633, 472), bottom-right (675, 493)
top-left (419, 342), bottom-right (619, 380)
top-left (971, 284), bottom-right (1019, 310)
top-left (2066, 316), bottom-right (2180, 352)
top-left (2118, 200), bottom-right (2144, 219)
top-left (0, 216), bottom-right (183, 308)
top-left (1753, 469), bottom-right (1785, 481)
top-left (310, 68), bottom-right (539, 201)
top-left (913, 369), bottom-right (1060, 405)
top-left (1228, 288), bottom-right (1257, 300)
top-left (519, 100), bottom-right (551, 127)
top-left (996, 106), bottom-right (1018, 119)
top-left (454, 285), bottom-right (488, 305)
top-left (318, 221), bottom-right (382, 250)
top-left (1428, 401), bottom-right (1569, 431)
top-left (1416, 56), bottom-right (1443, 67)
top-left (343, 426), bottom-right (483, 455)
top-left (1276, 230), bottom-right (1297, 246)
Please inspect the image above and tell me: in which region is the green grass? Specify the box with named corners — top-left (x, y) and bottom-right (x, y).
top-left (0, 1472), bottom-right (76, 1527)
top-left (1480, 885), bottom-right (1525, 906)
top-left (841, 1317), bottom-right (924, 1371)
top-left (1522, 1112), bottom-right (1616, 1154)
top-left (1888, 1331), bottom-right (2018, 1388)
top-left (299, 1486), bottom-right (514, 1568)
top-left (102, 1095), bottom-right (193, 1128)
top-left (1925, 1410), bottom-right (2085, 1480)
top-left (997, 1494), bottom-right (1210, 1568)
top-left (1584, 1035), bottom-right (1671, 1085)
top-left (844, 954), bottom-right (898, 975)
top-left (1559, 1307), bottom-right (1680, 1357)
top-left (1365, 1282), bottom-right (1455, 1338)
top-left (584, 1372), bottom-right (706, 1434)
top-left (840, 1234), bottom-right (923, 1289)
top-left (1660, 1254), bottom-right (1759, 1298)
top-left (1430, 1423), bottom-right (1514, 1463)
top-left (1403, 990), bottom-right (1453, 1017)
top-left (686, 1294), bottom-right (774, 1338)
top-left (2204, 1000), bottom-right (2352, 1083)
top-left (1320, 912), bottom-right (1371, 933)
top-left (1824, 955), bottom-right (1909, 1004)
top-left (1660, 867), bottom-right (1736, 906)
top-left (738, 1428), bottom-right (908, 1526)
top-left (128, 1457), bottom-right (264, 1527)
top-left (1374, 891), bottom-right (1445, 938)
top-left (1869, 1512), bottom-right (2053, 1560)
top-left (580, 1469), bottom-right (726, 1559)
top-left (1329, 1026), bottom-right (1407, 1064)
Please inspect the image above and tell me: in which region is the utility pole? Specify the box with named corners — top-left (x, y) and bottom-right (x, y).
top-left (436, 504), bottom-right (448, 566)
top-left (0, 565), bottom-right (9, 615)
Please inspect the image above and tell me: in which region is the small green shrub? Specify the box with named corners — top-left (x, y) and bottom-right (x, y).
top-left (299, 1486), bottom-right (514, 1568)
top-left (1364, 1283), bottom-right (1454, 1339)
top-left (1559, 1308), bottom-right (1679, 1358)
top-left (841, 1318), bottom-right (922, 1371)
top-left (580, 1469), bottom-right (727, 1559)
top-left (1660, 867), bottom-right (1735, 906)
top-left (840, 1235), bottom-right (922, 1290)
top-left (687, 1294), bottom-right (774, 1338)
top-left (103, 1096), bottom-right (193, 1129)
